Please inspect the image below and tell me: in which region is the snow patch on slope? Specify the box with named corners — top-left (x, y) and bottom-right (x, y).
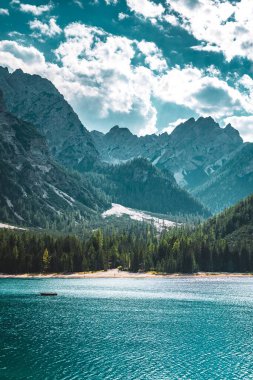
top-left (49, 185), bottom-right (75, 206)
top-left (174, 170), bottom-right (187, 187)
top-left (0, 223), bottom-right (26, 230)
top-left (5, 197), bottom-right (13, 208)
top-left (152, 149), bottom-right (166, 165)
top-left (102, 203), bottom-right (177, 231)
top-left (152, 155), bottom-right (162, 165)
top-left (5, 197), bottom-right (25, 221)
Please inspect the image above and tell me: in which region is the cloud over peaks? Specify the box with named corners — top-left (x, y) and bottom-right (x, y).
top-left (29, 17), bottom-right (62, 38)
top-left (168, 0), bottom-right (253, 62)
top-left (1, 19), bottom-right (253, 136)
top-left (224, 115), bottom-right (253, 142)
top-left (126, 0), bottom-right (165, 21)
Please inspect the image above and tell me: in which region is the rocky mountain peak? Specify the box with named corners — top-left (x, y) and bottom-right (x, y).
top-left (224, 123), bottom-right (243, 142)
top-left (0, 66), bottom-right (9, 78)
top-left (170, 116), bottom-right (229, 143)
top-left (91, 130), bottom-right (104, 138)
top-left (184, 117), bottom-right (196, 125)
top-left (0, 66), bottom-right (98, 172)
top-left (107, 125), bottom-right (133, 137)
top-left (11, 68), bottom-right (59, 95)
top-left (196, 116), bottom-right (218, 127)
top-left (13, 68), bottom-right (23, 76)
top-left (110, 125), bottom-right (120, 131)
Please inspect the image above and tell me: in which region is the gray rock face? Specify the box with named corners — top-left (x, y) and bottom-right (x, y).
top-left (158, 117), bottom-right (243, 189)
top-left (193, 143), bottom-right (253, 213)
top-left (90, 126), bottom-right (170, 164)
top-left (0, 92), bottom-right (107, 227)
top-left (0, 67), bottom-right (98, 172)
top-left (0, 66), bottom-right (249, 216)
top-left (92, 117), bottom-right (243, 190)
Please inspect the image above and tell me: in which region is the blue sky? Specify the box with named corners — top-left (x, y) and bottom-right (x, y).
top-left (0, 0), bottom-right (253, 140)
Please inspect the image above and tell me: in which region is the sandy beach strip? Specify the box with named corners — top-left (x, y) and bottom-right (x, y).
top-left (0, 269), bottom-right (253, 279)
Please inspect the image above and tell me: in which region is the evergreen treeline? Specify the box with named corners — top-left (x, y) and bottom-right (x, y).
top-left (0, 219), bottom-right (249, 274)
top-left (89, 158), bottom-right (210, 217)
top-left (1, 194), bottom-right (253, 275)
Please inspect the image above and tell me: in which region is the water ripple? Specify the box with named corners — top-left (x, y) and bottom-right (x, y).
top-left (1, 278), bottom-right (253, 379)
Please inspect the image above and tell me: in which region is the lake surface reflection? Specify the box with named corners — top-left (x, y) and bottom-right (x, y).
top-left (1, 277), bottom-right (253, 379)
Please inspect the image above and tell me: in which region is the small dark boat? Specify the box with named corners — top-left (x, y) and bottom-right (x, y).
top-left (40, 292), bottom-right (57, 296)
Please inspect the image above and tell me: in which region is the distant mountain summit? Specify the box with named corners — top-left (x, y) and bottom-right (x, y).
top-left (159, 116), bottom-right (243, 188)
top-left (91, 125), bottom-right (170, 164)
top-left (91, 117), bottom-right (248, 213)
top-left (0, 67), bottom-right (98, 171)
top-left (169, 117), bottom-right (238, 142)
top-left (92, 116), bottom-right (243, 189)
top-left (108, 125), bottom-right (133, 136)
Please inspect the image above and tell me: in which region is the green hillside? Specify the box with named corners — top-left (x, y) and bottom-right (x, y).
top-left (90, 158), bottom-right (209, 218)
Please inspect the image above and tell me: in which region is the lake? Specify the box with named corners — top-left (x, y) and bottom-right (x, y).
top-left (1, 277), bottom-right (253, 379)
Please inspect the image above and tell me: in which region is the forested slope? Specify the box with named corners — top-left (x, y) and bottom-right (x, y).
top-left (1, 194), bottom-right (253, 274)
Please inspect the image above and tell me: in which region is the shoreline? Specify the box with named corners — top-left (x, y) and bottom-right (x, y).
top-left (0, 269), bottom-right (253, 279)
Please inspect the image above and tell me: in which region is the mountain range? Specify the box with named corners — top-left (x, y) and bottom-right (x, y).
top-left (0, 67), bottom-right (210, 229)
top-left (0, 66), bottom-right (252, 230)
top-left (91, 118), bottom-right (253, 213)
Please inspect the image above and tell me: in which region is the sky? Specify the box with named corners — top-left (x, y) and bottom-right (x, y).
top-left (0, 0), bottom-right (253, 141)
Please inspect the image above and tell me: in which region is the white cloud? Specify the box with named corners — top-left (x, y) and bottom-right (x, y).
top-left (0, 40), bottom-right (62, 84)
top-left (205, 65), bottom-right (221, 77)
top-left (0, 8), bottom-right (9, 15)
top-left (1, 22), bottom-right (253, 135)
top-left (122, 0), bottom-right (181, 26)
top-left (239, 74), bottom-right (253, 93)
top-left (73, 0), bottom-right (84, 8)
top-left (29, 17), bottom-right (62, 38)
top-left (138, 40), bottom-right (158, 56)
top-left (118, 12), bottom-right (129, 21)
top-left (126, 0), bottom-right (164, 21)
top-left (163, 13), bottom-right (178, 26)
top-left (105, 0), bottom-right (118, 4)
top-left (137, 40), bottom-right (167, 72)
top-left (54, 24), bottom-right (172, 134)
top-left (19, 2), bottom-right (52, 16)
top-left (54, 23), bottom-right (156, 129)
top-left (153, 65), bottom-right (244, 118)
top-left (0, 40), bottom-right (46, 69)
top-left (236, 74), bottom-right (253, 115)
top-left (167, 0), bottom-right (253, 62)
top-left (223, 115), bottom-right (253, 142)
top-left (191, 44), bottom-right (221, 54)
top-left (8, 31), bottom-right (24, 38)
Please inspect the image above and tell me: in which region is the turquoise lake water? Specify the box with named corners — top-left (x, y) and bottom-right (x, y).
top-left (1, 277), bottom-right (253, 380)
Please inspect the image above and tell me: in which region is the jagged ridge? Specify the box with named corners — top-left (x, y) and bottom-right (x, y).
top-left (0, 67), bottom-right (99, 172)
top-left (0, 91), bottom-right (109, 228)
